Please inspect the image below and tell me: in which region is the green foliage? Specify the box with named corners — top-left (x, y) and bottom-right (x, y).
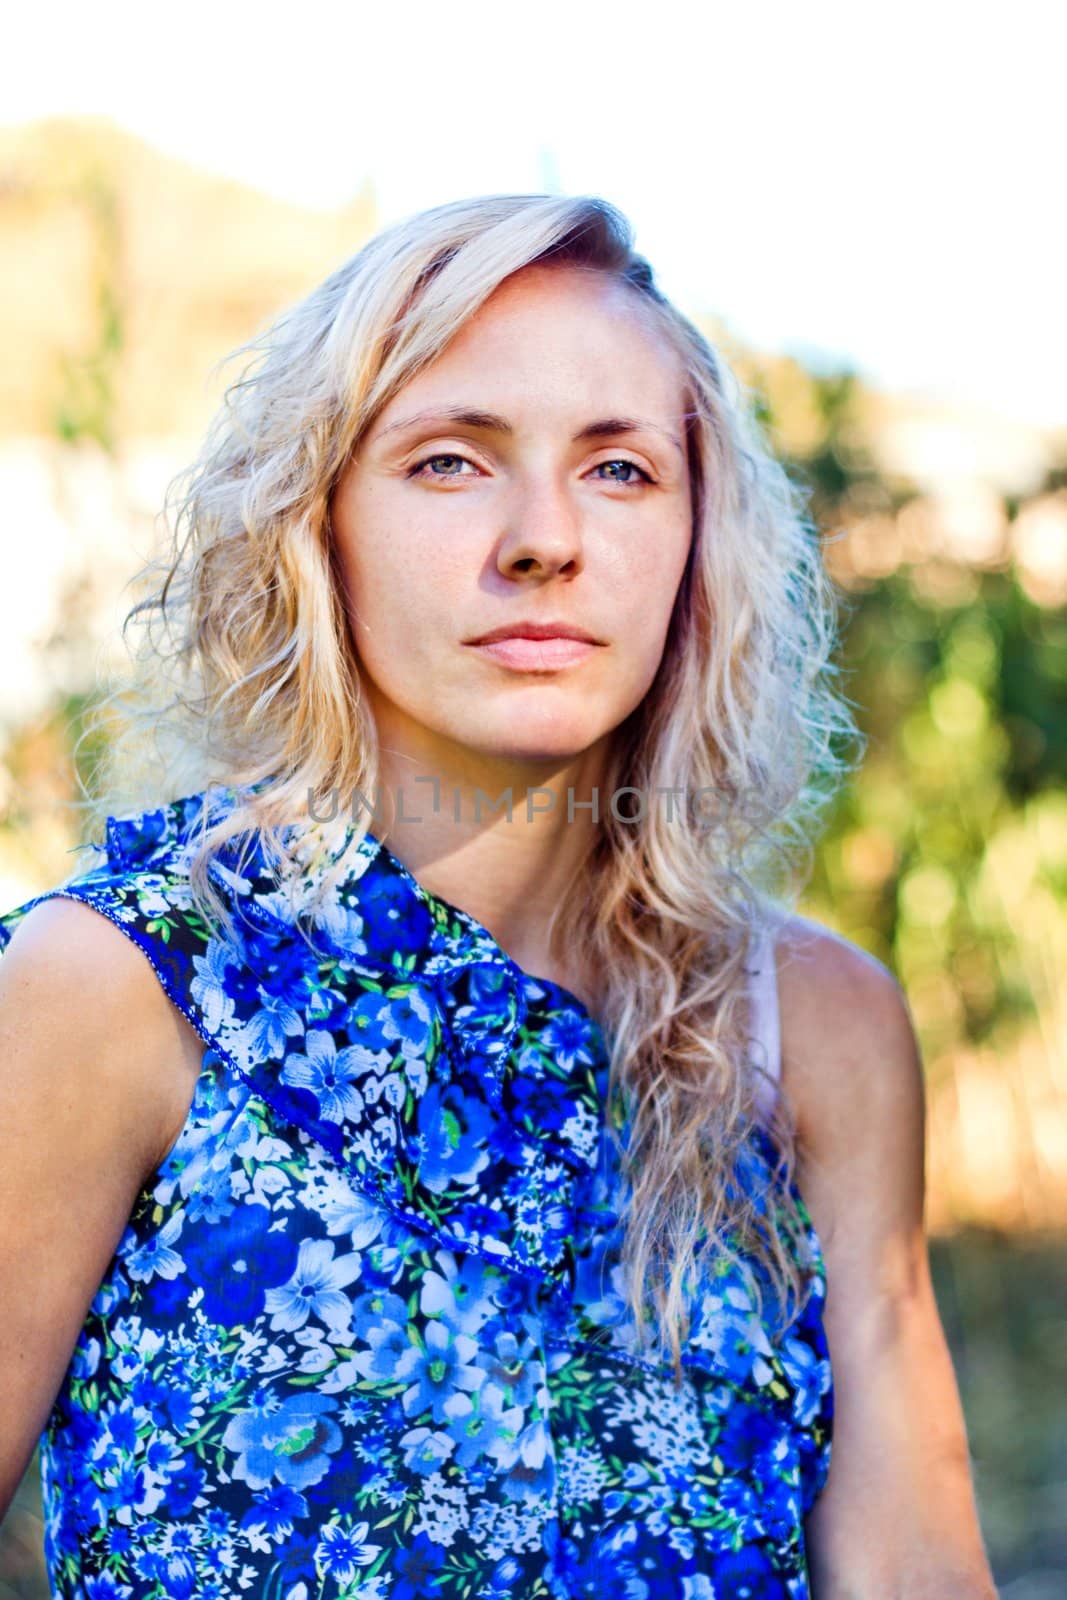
top-left (751, 361), bottom-right (1067, 1076)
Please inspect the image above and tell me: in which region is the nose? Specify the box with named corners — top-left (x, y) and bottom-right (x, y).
top-left (495, 474), bottom-right (584, 580)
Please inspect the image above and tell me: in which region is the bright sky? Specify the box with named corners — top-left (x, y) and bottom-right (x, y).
top-left (8, 0), bottom-right (1065, 426)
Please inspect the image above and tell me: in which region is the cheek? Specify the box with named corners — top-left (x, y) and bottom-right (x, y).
top-left (336, 508), bottom-right (468, 646)
top-left (608, 522), bottom-right (691, 635)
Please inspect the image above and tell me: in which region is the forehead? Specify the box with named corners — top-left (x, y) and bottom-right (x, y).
top-left (394, 263), bottom-right (686, 414)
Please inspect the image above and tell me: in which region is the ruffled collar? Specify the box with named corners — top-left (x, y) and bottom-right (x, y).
top-left (104, 781), bottom-right (611, 1166)
top-left (96, 784), bottom-right (803, 1289)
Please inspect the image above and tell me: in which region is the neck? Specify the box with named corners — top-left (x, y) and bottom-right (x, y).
top-left (357, 714), bottom-right (612, 1010)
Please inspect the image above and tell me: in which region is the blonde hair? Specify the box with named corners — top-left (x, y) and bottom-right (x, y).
top-left (83, 194), bottom-right (863, 1370)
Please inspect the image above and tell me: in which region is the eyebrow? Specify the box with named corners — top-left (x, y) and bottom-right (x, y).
top-left (374, 406), bottom-right (686, 457)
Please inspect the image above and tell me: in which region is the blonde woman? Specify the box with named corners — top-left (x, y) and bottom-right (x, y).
top-left (0, 195), bottom-right (996, 1597)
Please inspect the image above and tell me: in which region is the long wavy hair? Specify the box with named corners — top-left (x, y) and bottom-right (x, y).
top-left (82, 193), bottom-right (863, 1371)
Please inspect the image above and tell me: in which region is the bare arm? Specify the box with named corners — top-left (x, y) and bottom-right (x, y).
top-left (0, 896), bottom-right (203, 1520)
top-left (775, 916), bottom-right (998, 1599)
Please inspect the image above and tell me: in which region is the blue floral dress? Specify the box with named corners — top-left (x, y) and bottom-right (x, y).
top-left (0, 785), bottom-right (833, 1599)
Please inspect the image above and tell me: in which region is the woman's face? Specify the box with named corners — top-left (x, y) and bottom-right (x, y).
top-left (330, 262), bottom-right (693, 779)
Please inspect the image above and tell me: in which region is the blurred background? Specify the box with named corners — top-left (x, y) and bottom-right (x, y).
top-left (1, 3), bottom-right (1064, 1594)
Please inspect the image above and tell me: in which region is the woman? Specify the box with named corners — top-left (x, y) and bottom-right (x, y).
top-left (0, 194), bottom-right (996, 1597)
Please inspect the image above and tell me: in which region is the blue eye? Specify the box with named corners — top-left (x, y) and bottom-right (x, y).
top-left (410, 453), bottom-right (475, 478)
top-left (409, 453), bottom-right (652, 486)
top-left (594, 459), bottom-right (652, 486)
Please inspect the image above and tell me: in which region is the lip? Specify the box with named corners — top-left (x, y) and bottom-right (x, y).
top-left (465, 621), bottom-right (603, 645)
top-left (463, 620), bottom-right (606, 673)
top-left (470, 636), bottom-right (601, 671)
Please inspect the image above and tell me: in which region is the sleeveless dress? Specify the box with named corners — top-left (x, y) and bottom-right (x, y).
top-left (0, 785), bottom-right (833, 1600)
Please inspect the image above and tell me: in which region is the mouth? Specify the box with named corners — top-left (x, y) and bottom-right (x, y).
top-left (463, 620), bottom-right (606, 673)
top-left (466, 635), bottom-right (603, 672)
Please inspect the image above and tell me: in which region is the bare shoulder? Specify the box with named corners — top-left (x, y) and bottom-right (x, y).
top-left (0, 893), bottom-right (205, 1181)
top-left (771, 911), bottom-right (919, 1144)
top-left (3, 890), bottom-right (149, 983)
top-left (770, 911), bottom-right (926, 1274)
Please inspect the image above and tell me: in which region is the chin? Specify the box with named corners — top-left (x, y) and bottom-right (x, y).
top-left (466, 701), bottom-right (611, 754)
top-left (419, 725), bottom-right (591, 776)
top-left (465, 729), bottom-right (603, 766)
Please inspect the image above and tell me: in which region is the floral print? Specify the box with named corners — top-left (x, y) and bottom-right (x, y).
top-left (0, 785), bottom-right (833, 1598)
